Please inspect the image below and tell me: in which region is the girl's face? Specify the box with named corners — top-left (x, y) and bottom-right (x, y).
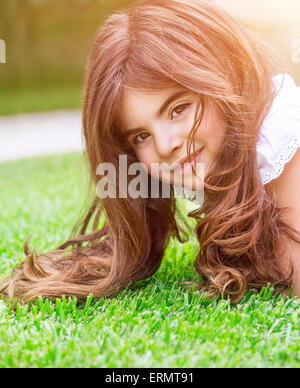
top-left (120, 86), bottom-right (226, 191)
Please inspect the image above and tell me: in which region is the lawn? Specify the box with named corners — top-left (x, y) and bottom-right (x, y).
top-left (0, 152), bottom-right (299, 368)
top-left (0, 84), bottom-right (82, 116)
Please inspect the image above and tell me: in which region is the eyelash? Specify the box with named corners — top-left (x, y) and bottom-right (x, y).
top-left (132, 103), bottom-right (191, 145)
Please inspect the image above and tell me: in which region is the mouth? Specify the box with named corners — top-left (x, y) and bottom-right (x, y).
top-left (171, 147), bottom-right (204, 172)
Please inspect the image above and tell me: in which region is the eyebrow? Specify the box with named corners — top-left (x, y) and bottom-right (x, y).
top-left (123, 90), bottom-right (191, 140)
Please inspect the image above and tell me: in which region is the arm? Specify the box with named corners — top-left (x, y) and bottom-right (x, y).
top-left (265, 148), bottom-right (300, 297)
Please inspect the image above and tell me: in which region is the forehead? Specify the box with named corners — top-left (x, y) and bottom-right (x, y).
top-left (120, 85), bottom-right (193, 131)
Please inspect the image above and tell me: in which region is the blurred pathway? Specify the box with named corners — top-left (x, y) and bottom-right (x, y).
top-left (0, 110), bottom-right (85, 162)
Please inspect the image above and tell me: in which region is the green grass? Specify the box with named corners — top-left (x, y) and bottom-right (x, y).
top-left (0, 84), bottom-right (82, 116)
top-left (0, 152), bottom-right (299, 368)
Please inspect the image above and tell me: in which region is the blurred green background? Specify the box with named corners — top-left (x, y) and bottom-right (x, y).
top-left (0, 0), bottom-right (132, 115)
top-left (0, 0), bottom-right (299, 116)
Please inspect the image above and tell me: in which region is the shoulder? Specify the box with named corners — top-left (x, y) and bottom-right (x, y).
top-left (257, 73), bottom-right (300, 186)
top-left (265, 147), bottom-right (300, 219)
top-left (265, 148), bottom-right (300, 297)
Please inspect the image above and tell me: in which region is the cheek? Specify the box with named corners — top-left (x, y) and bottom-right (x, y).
top-left (135, 149), bottom-right (154, 174)
top-left (136, 148), bottom-right (168, 182)
top-left (197, 110), bottom-right (226, 153)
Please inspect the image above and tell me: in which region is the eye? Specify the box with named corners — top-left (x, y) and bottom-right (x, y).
top-left (170, 103), bottom-right (191, 120)
top-left (132, 132), bottom-right (149, 145)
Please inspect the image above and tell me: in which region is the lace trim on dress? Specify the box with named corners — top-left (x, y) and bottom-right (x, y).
top-left (257, 73), bottom-right (300, 185)
top-left (260, 136), bottom-right (300, 185)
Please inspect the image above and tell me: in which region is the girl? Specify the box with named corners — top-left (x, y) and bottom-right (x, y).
top-left (1, 0), bottom-right (300, 304)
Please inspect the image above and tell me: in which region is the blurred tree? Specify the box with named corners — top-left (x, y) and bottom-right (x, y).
top-left (0, 0), bottom-right (133, 89)
top-left (1, 0), bottom-right (299, 93)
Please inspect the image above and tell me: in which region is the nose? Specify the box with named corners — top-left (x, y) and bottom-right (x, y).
top-left (154, 126), bottom-right (183, 161)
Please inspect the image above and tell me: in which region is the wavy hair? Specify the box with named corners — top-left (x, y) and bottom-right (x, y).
top-left (1, 0), bottom-right (299, 304)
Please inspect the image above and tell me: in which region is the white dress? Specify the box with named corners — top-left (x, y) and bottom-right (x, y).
top-left (257, 73), bottom-right (300, 185)
top-left (183, 73), bottom-right (300, 207)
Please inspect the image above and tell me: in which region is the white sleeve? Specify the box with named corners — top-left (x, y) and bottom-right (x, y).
top-left (257, 73), bottom-right (300, 185)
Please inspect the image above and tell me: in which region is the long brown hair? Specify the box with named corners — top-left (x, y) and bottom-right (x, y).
top-left (1, 0), bottom-right (299, 304)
